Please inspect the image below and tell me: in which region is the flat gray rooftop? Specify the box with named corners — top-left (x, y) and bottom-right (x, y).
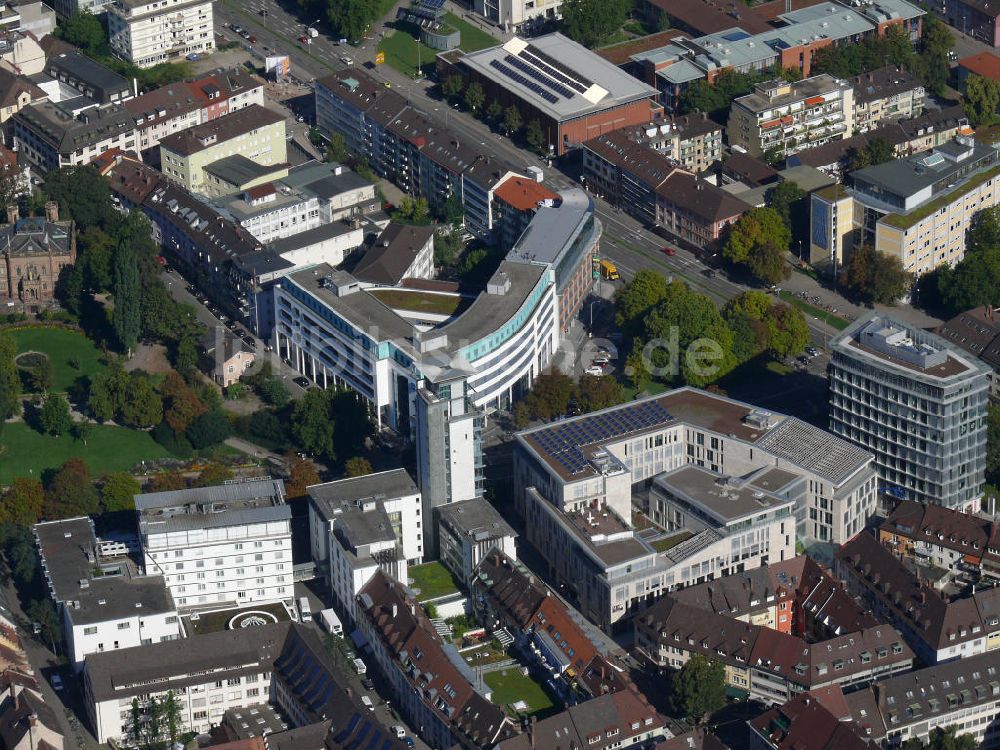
top-left (437, 497), bottom-right (517, 540)
top-left (203, 154), bottom-right (288, 186)
top-left (308, 468), bottom-right (419, 520)
top-left (735, 75), bottom-right (847, 114)
top-left (506, 188), bottom-right (592, 266)
top-left (284, 259), bottom-right (548, 365)
top-left (135, 478), bottom-right (289, 534)
top-left (654, 465), bottom-right (794, 524)
top-left (459, 32), bottom-right (657, 123)
top-left (34, 517), bottom-right (175, 622)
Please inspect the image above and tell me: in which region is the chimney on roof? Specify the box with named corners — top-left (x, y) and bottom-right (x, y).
top-left (44, 201), bottom-right (58, 223)
top-left (5, 205), bottom-right (16, 225)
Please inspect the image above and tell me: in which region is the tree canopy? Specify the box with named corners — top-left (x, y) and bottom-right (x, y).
top-left (560, 0), bottom-right (630, 48)
top-left (673, 654), bottom-right (726, 722)
top-left (839, 245), bottom-right (912, 305)
top-left (847, 137), bottom-right (896, 172)
top-left (721, 207), bottom-right (791, 285)
top-left (291, 387), bottom-right (372, 463)
top-left (962, 74), bottom-right (1000, 128)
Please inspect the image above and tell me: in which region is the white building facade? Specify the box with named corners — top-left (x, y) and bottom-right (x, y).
top-left (307, 470), bottom-right (422, 625)
top-left (135, 479), bottom-right (293, 610)
top-left (108, 0), bottom-right (214, 69)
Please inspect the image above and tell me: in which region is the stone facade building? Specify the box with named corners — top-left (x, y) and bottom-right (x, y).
top-left (0, 201), bottom-right (74, 312)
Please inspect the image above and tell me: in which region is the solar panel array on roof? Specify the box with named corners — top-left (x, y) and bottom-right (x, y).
top-left (505, 54), bottom-right (575, 98)
top-left (489, 58), bottom-right (559, 103)
top-left (524, 43), bottom-right (593, 91)
top-left (531, 400), bottom-right (674, 475)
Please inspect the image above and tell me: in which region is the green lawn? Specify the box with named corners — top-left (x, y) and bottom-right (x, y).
top-left (379, 24), bottom-right (440, 78)
top-left (651, 531), bottom-right (694, 553)
top-left (370, 289), bottom-right (466, 316)
top-left (0, 422), bottom-right (170, 484)
top-left (10, 327), bottom-right (106, 392)
top-left (445, 12), bottom-right (497, 52)
top-left (408, 561), bottom-right (461, 601)
top-left (777, 290), bottom-right (850, 330)
top-left (485, 669), bottom-right (556, 717)
top-left (379, 14), bottom-right (498, 77)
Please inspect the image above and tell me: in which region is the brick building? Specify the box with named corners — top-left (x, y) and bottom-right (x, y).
top-left (0, 202), bottom-right (74, 312)
top-left (439, 33), bottom-right (662, 155)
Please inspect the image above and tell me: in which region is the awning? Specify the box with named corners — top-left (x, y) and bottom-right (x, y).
top-left (805, 95), bottom-right (825, 106)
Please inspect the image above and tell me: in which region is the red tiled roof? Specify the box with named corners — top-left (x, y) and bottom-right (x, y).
top-left (494, 176), bottom-right (559, 212)
top-left (246, 182), bottom-right (276, 200)
top-left (959, 52), bottom-right (1000, 81)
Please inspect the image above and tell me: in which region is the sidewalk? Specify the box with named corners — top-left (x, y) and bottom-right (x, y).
top-left (780, 263), bottom-right (944, 331)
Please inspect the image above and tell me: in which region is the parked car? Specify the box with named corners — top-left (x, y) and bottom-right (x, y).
top-left (186, 52), bottom-right (200, 61)
top-left (403, 739), bottom-right (415, 748)
top-left (593, 356), bottom-right (610, 367)
top-left (298, 35), bottom-right (309, 43)
top-left (584, 365), bottom-right (604, 376)
top-left (805, 346), bottom-right (819, 357)
top-left (51, 674), bottom-right (63, 692)
top-left (293, 376), bottom-right (310, 388)
top-left (361, 676), bottom-right (375, 691)
top-left (361, 695), bottom-right (374, 711)
top-left (662, 246), bottom-right (676, 256)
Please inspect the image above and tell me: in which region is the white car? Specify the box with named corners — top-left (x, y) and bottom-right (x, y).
top-left (361, 695), bottom-right (375, 711)
top-left (391, 726), bottom-right (406, 739)
top-left (585, 365), bottom-right (604, 376)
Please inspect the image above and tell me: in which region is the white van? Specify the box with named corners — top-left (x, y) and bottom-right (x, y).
top-left (361, 695), bottom-right (375, 711)
top-left (353, 657), bottom-right (367, 675)
top-left (318, 608), bottom-right (343, 636)
top-left (298, 596), bottom-right (312, 622)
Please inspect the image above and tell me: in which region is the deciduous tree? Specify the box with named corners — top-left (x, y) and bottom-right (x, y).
top-left (0, 478), bottom-right (44, 527)
top-left (38, 394), bottom-right (71, 436)
top-left (464, 82), bottom-right (485, 113)
top-left (576, 373), bottom-right (624, 413)
top-left (503, 105), bottom-right (523, 135)
top-left (285, 454), bottom-right (321, 498)
top-left (0, 332), bottom-right (21, 421)
top-left (100, 472), bottom-right (140, 513)
top-left (43, 458), bottom-right (100, 519)
top-left (561, 0), bottom-right (630, 48)
top-left (839, 244), bottom-right (912, 304)
top-left (186, 410), bottom-right (232, 450)
top-left (673, 654), bottom-right (726, 723)
top-left (344, 456), bottom-right (374, 477)
top-left (113, 241), bottom-right (142, 356)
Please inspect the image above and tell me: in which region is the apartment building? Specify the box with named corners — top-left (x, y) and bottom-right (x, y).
top-left (306, 470), bottom-right (422, 624)
top-left (213, 184), bottom-right (321, 245)
top-left (835, 532), bottom-right (1000, 664)
top-left (635, 595), bottom-right (913, 705)
top-left (829, 313), bottom-right (990, 512)
top-left (125, 70), bottom-right (264, 153)
top-left (352, 222), bottom-right (435, 286)
top-left (522, 462), bottom-right (796, 631)
top-left (84, 622), bottom-right (394, 747)
top-left (750, 689), bottom-right (874, 750)
top-left (496, 691), bottom-right (666, 750)
top-left (845, 650), bottom-right (1000, 747)
top-left (13, 101), bottom-right (136, 173)
top-left (848, 65), bottom-right (924, 133)
top-left (315, 68), bottom-right (527, 243)
top-left (108, 0), bottom-right (213, 68)
top-left (934, 0), bottom-right (1000, 47)
top-left (515, 387), bottom-right (877, 547)
top-left (356, 570), bottom-right (515, 750)
top-left (159, 104), bottom-right (286, 195)
top-left (134, 478), bottom-right (292, 610)
top-left (588, 114), bottom-right (723, 175)
top-left (436, 498), bottom-right (517, 586)
top-left (280, 161), bottom-right (379, 222)
top-left (493, 175), bottom-right (559, 251)
top-left (34, 517), bottom-right (180, 670)
top-left (727, 76), bottom-right (855, 160)
top-left (629, 0), bottom-right (923, 108)
top-left (582, 129), bottom-right (749, 246)
top-left (810, 134), bottom-right (998, 275)
top-left (879, 499), bottom-right (1000, 573)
